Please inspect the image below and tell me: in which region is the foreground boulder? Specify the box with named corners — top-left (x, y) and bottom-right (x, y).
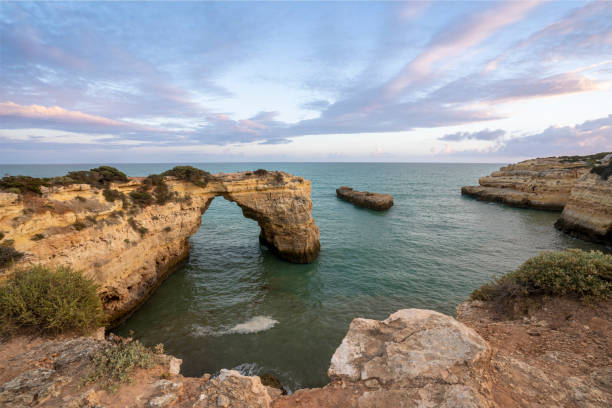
top-left (336, 186), bottom-right (393, 211)
top-left (273, 309), bottom-right (494, 407)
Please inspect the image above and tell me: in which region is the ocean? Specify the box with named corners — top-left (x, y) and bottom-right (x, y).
top-left (2, 163), bottom-right (608, 391)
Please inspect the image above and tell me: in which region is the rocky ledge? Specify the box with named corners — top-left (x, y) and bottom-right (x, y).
top-left (3, 300), bottom-right (609, 407)
top-left (336, 186), bottom-right (393, 211)
top-left (0, 169), bottom-right (320, 323)
top-left (462, 153), bottom-right (612, 244)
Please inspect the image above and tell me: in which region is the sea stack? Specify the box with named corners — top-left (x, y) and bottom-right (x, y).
top-left (336, 186), bottom-right (393, 211)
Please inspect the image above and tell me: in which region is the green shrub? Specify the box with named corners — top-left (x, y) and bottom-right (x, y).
top-left (73, 220), bottom-right (87, 231)
top-left (274, 172), bottom-right (284, 184)
top-left (83, 340), bottom-right (158, 391)
top-left (0, 245), bottom-right (23, 268)
top-left (31, 233), bottom-right (45, 241)
top-left (128, 217), bottom-right (148, 236)
top-left (0, 265), bottom-right (105, 335)
top-left (471, 249), bottom-right (612, 313)
top-left (254, 169), bottom-right (268, 177)
top-left (591, 161), bottom-right (612, 180)
top-left (103, 188), bottom-right (124, 202)
top-left (129, 190), bottom-right (154, 207)
top-left (0, 176), bottom-right (50, 195)
top-left (65, 166), bottom-right (128, 187)
top-left (163, 226), bottom-right (171, 233)
top-left (162, 166), bottom-right (212, 188)
top-left (75, 195), bottom-right (87, 202)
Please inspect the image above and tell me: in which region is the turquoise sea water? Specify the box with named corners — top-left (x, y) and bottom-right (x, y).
top-left (2, 163), bottom-right (608, 391)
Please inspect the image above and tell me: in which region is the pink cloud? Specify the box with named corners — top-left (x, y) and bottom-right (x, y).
top-left (385, 0), bottom-right (542, 98)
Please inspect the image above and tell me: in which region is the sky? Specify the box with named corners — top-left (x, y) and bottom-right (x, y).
top-left (1, 0), bottom-right (611, 163)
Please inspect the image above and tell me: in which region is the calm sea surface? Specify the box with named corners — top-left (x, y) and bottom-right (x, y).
top-left (2, 163), bottom-right (608, 390)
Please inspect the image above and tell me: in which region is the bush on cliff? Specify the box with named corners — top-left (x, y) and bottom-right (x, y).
top-left (161, 165), bottom-right (213, 188)
top-left (0, 265), bottom-right (105, 336)
top-left (84, 339), bottom-right (160, 391)
top-left (591, 161), bottom-right (612, 180)
top-left (471, 249), bottom-right (612, 313)
top-left (0, 245), bottom-right (23, 268)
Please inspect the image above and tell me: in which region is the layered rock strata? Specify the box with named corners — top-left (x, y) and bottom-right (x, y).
top-left (336, 186), bottom-right (394, 211)
top-left (555, 172), bottom-right (612, 244)
top-left (0, 171), bottom-right (320, 322)
top-left (461, 157), bottom-right (592, 210)
top-left (462, 153), bottom-right (612, 244)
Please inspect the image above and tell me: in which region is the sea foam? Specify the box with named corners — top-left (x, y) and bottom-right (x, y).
top-left (229, 315), bottom-right (278, 334)
top-left (191, 315), bottom-right (278, 337)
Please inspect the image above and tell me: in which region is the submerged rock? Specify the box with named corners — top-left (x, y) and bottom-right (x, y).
top-left (336, 186), bottom-right (393, 211)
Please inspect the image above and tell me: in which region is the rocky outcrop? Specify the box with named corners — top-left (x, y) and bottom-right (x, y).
top-left (462, 153), bottom-right (612, 244)
top-left (336, 186), bottom-right (393, 211)
top-left (2, 301), bottom-right (610, 407)
top-left (273, 309), bottom-right (493, 407)
top-left (555, 172), bottom-right (612, 244)
top-left (0, 171), bottom-right (320, 322)
top-left (461, 157), bottom-right (593, 210)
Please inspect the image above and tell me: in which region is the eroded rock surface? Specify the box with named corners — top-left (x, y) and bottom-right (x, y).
top-left (461, 157), bottom-right (592, 210)
top-left (274, 309), bottom-right (494, 408)
top-left (336, 186), bottom-right (393, 211)
top-left (555, 172), bottom-right (612, 244)
top-left (0, 171), bottom-right (319, 322)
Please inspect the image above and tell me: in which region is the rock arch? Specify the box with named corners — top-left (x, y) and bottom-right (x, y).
top-left (0, 171), bottom-right (320, 322)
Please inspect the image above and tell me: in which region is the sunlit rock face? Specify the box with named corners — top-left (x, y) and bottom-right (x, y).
top-left (461, 157), bottom-right (592, 210)
top-left (0, 171), bottom-right (319, 322)
top-left (555, 172), bottom-right (612, 244)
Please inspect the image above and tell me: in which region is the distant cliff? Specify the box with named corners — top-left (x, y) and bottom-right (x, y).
top-left (462, 153), bottom-right (612, 244)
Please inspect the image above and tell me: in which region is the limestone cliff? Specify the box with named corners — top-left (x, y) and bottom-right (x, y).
top-left (461, 157), bottom-right (592, 210)
top-left (555, 172), bottom-right (612, 244)
top-left (462, 153), bottom-right (612, 244)
top-left (0, 171), bottom-right (320, 322)
top-left (336, 186), bottom-right (394, 211)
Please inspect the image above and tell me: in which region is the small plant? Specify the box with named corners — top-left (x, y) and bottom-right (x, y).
top-left (163, 226), bottom-right (172, 233)
top-left (103, 188), bottom-right (124, 203)
top-left (152, 215), bottom-right (159, 221)
top-left (86, 215), bottom-right (98, 225)
top-left (75, 195), bottom-right (87, 202)
top-left (128, 217), bottom-right (148, 237)
top-left (471, 249), bottom-right (612, 314)
top-left (110, 210), bottom-right (125, 218)
top-left (31, 233), bottom-right (45, 241)
top-left (0, 245), bottom-right (23, 268)
top-left (162, 166), bottom-right (213, 188)
top-left (274, 172), bottom-right (284, 184)
top-left (153, 343), bottom-right (165, 354)
top-left (0, 265), bottom-right (105, 335)
top-left (83, 340), bottom-right (158, 391)
top-left (129, 190), bottom-right (154, 207)
top-left (254, 169), bottom-right (268, 177)
top-left (73, 220), bottom-right (87, 231)
top-left (591, 161), bottom-right (612, 180)
top-left (2, 239), bottom-right (15, 247)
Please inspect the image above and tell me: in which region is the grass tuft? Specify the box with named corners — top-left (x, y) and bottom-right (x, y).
top-left (0, 265), bottom-right (105, 336)
top-left (84, 340), bottom-right (158, 391)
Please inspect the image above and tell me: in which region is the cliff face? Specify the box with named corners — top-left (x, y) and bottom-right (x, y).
top-left (461, 157), bottom-right (592, 210)
top-left (0, 171), bottom-right (319, 322)
top-left (555, 173), bottom-right (612, 244)
top-left (462, 153), bottom-right (612, 244)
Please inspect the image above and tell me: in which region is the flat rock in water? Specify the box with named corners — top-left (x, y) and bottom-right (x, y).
top-left (336, 186), bottom-right (393, 211)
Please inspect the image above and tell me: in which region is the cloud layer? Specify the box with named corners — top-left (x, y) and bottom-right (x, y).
top-left (0, 1), bottom-right (611, 161)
